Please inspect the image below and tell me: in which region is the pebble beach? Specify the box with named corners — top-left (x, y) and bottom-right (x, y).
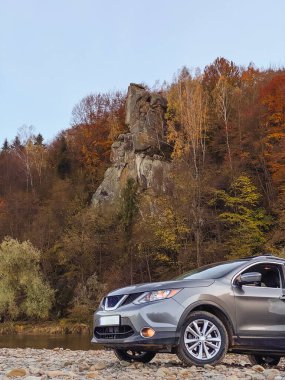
top-left (0, 349), bottom-right (284, 380)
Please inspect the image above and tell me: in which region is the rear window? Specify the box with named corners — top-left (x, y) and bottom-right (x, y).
top-left (175, 260), bottom-right (248, 280)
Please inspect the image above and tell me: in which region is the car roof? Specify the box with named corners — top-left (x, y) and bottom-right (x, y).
top-left (240, 255), bottom-right (285, 263)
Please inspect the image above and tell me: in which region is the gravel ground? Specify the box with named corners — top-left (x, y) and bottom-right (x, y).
top-left (0, 348), bottom-right (284, 379)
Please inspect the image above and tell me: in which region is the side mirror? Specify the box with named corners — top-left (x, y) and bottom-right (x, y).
top-left (236, 272), bottom-right (262, 286)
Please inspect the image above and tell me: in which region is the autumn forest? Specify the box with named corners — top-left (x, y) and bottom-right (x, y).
top-left (1, 57), bottom-right (285, 322)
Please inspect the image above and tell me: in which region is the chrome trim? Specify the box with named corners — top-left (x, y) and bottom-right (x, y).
top-left (134, 292), bottom-right (149, 304)
top-left (104, 295), bottom-right (128, 311)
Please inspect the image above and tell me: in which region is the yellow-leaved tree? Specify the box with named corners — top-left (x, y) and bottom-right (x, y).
top-left (166, 69), bottom-right (209, 267)
top-left (0, 237), bottom-right (54, 321)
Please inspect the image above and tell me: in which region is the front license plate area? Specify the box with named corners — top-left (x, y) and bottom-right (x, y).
top-left (99, 315), bottom-right (120, 326)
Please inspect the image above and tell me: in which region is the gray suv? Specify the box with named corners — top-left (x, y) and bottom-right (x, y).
top-left (92, 255), bottom-right (285, 366)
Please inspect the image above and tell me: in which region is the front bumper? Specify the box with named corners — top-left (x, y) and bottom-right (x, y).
top-left (91, 298), bottom-right (184, 351)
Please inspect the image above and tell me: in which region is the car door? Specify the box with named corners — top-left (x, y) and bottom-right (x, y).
top-left (233, 262), bottom-right (285, 349)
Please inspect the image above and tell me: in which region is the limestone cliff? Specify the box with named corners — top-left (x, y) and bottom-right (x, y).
top-left (91, 84), bottom-right (172, 207)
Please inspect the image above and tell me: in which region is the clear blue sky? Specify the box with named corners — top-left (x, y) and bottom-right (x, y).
top-left (0, 0), bottom-right (285, 144)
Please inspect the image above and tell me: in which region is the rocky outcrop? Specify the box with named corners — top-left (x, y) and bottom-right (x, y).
top-left (92, 84), bottom-right (172, 207)
top-left (125, 83), bottom-right (168, 154)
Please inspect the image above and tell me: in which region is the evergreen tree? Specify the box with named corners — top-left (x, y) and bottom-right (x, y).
top-left (11, 135), bottom-right (22, 149)
top-left (120, 178), bottom-right (138, 241)
top-left (2, 139), bottom-right (9, 151)
top-left (119, 178), bottom-right (138, 283)
top-left (57, 136), bottom-right (71, 179)
top-left (34, 133), bottom-right (44, 146)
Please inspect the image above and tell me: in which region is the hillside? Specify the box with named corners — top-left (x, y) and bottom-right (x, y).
top-left (0, 57), bottom-right (285, 321)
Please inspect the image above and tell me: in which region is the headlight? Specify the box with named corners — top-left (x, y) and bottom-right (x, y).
top-left (135, 289), bottom-right (182, 304)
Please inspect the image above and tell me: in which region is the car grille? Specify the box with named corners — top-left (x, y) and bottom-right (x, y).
top-left (104, 295), bottom-right (124, 309)
top-left (103, 293), bottom-right (143, 310)
top-left (94, 325), bottom-right (134, 340)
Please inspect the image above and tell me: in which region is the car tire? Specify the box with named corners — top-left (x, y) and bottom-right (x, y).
top-left (176, 311), bottom-right (228, 366)
top-left (114, 349), bottom-right (156, 363)
top-left (248, 354), bottom-right (280, 367)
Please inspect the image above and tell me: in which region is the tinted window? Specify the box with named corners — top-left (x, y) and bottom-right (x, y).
top-left (176, 260), bottom-right (248, 280)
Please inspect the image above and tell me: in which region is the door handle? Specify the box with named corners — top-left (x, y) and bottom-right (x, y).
top-left (279, 295), bottom-right (285, 301)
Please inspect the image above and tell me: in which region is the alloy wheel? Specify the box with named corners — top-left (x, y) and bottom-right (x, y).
top-left (184, 318), bottom-right (222, 360)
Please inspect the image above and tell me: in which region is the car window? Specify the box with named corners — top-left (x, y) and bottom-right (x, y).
top-left (240, 263), bottom-right (282, 288)
top-left (175, 260), bottom-right (248, 280)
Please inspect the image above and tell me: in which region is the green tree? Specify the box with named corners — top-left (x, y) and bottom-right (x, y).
top-left (119, 178), bottom-right (138, 284)
top-left (133, 194), bottom-right (189, 281)
top-left (211, 176), bottom-right (271, 259)
top-left (0, 237), bottom-right (54, 320)
top-left (120, 178), bottom-right (138, 240)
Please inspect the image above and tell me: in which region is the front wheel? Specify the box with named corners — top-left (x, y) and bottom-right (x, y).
top-left (114, 349), bottom-right (156, 363)
top-left (248, 354), bottom-right (280, 367)
top-left (176, 311), bottom-right (228, 366)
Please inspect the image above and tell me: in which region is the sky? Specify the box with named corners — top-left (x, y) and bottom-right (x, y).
top-left (0, 0), bottom-right (285, 145)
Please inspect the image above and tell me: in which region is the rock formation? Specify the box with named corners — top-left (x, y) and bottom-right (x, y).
top-left (92, 83), bottom-right (172, 207)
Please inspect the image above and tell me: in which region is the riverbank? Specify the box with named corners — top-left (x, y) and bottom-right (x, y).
top-left (0, 348), bottom-right (284, 380)
top-left (0, 321), bottom-right (91, 335)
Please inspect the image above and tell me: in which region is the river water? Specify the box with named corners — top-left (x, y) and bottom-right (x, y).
top-left (0, 335), bottom-right (97, 350)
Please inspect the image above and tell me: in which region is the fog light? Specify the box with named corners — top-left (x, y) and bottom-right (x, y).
top-left (140, 327), bottom-right (155, 338)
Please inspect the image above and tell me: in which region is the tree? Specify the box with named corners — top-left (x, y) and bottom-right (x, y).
top-left (259, 73), bottom-right (285, 186)
top-left (60, 209), bottom-right (100, 282)
top-left (11, 126), bottom-right (37, 192)
top-left (56, 136), bottom-right (71, 179)
top-left (68, 92), bottom-right (126, 191)
top-left (203, 57), bottom-right (241, 93)
top-left (213, 77), bottom-right (236, 171)
top-left (11, 136), bottom-right (22, 150)
top-left (34, 133), bottom-right (44, 146)
top-left (71, 92), bottom-right (125, 134)
top-left (211, 176), bottom-right (271, 259)
top-left (259, 73), bottom-right (285, 249)
top-left (133, 194), bottom-right (189, 281)
top-left (2, 139), bottom-right (9, 151)
top-left (203, 58), bottom-right (242, 173)
top-left (119, 178), bottom-right (139, 284)
top-left (0, 237), bottom-right (54, 320)
top-left (167, 71), bottom-right (209, 266)
top-left (69, 273), bottom-right (106, 322)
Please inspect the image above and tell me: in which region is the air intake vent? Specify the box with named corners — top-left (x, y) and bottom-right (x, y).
top-left (94, 325), bottom-right (134, 340)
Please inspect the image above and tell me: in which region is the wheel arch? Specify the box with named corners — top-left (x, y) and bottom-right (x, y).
top-left (176, 301), bottom-right (235, 347)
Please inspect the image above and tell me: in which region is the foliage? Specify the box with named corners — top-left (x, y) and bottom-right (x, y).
top-left (211, 176), bottom-right (271, 258)
top-left (0, 237), bottom-right (54, 320)
top-left (1, 60), bottom-right (285, 320)
top-left (260, 73), bottom-right (285, 186)
top-left (119, 178), bottom-right (139, 240)
top-left (167, 71), bottom-right (209, 266)
top-left (68, 273), bottom-right (106, 322)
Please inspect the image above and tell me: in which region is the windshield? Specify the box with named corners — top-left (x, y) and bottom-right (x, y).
top-left (175, 260), bottom-right (248, 280)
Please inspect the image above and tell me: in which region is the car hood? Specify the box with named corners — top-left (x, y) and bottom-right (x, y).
top-left (108, 279), bottom-right (215, 296)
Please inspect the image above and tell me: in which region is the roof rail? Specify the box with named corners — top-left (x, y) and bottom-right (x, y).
top-left (240, 254), bottom-right (283, 260)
